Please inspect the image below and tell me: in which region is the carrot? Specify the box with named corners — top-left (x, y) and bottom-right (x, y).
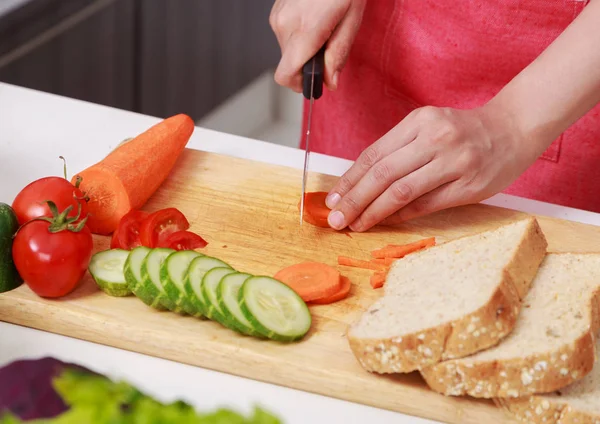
top-left (297, 191), bottom-right (331, 228)
top-left (299, 209), bottom-right (329, 228)
top-left (371, 237), bottom-right (436, 259)
top-left (274, 261), bottom-right (341, 302)
top-left (338, 256), bottom-right (387, 271)
top-left (370, 271), bottom-right (387, 289)
top-left (311, 276), bottom-right (352, 305)
top-left (371, 258), bottom-right (399, 266)
top-left (73, 114), bottom-right (195, 234)
top-left (303, 192), bottom-right (330, 220)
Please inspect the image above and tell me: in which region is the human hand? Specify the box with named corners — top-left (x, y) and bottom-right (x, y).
top-left (324, 104), bottom-right (545, 232)
top-left (269, 0), bottom-right (366, 93)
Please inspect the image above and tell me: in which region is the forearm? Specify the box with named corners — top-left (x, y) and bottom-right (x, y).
top-left (487, 0), bottom-right (600, 156)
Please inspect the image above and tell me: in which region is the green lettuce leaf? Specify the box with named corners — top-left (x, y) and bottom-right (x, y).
top-left (1, 368), bottom-right (282, 424)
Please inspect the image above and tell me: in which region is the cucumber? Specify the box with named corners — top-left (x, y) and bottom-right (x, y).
top-left (217, 272), bottom-right (260, 336)
top-left (88, 249), bottom-right (131, 297)
top-left (0, 203), bottom-right (22, 293)
top-left (160, 250), bottom-right (203, 316)
top-left (139, 248), bottom-right (183, 313)
top-left (124, 246), bottom-right (163, 309)
top-left (202, 267), bottom-right (236, 325)
top-left (183, 255), bottom-right (232, 317)
top-left (239, 276), bottom-right (312, 342)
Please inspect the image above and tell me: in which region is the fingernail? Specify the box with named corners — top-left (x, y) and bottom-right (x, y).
top-left (326, 192), bottom-right (341, 209)
top-left (332, 71), bottom-right (339, 90)
top-left (328, 210), bottom-right (345, 229)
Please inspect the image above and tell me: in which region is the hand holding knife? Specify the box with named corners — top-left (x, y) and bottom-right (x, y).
top-left (299, 46), bottom-right (325, 225)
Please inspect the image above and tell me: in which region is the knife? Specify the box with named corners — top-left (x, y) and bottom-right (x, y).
top-left (299, 46), bottom-right (325, 225)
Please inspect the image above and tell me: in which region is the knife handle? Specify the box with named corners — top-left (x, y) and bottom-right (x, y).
top-left (302, 46), bottom-right (325, 100)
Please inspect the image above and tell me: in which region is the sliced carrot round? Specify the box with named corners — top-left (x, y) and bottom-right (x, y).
top-left (303, 192), bottom-right (330, 220)
top-left (311, 276), bottom-right (352, 305)
top-left (300, 210), bottom-right (330, 228)
top-left (297, 192), bottom-right (331, 227)
top-left (274, 261), bottom-right (341, 302)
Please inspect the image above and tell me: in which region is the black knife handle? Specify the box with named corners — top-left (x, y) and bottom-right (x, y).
top-left (302, 46), bottom-right (325, 100)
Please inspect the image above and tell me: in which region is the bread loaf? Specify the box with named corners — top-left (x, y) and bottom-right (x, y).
top-left (347, 218), bottom-right (548, 374)
top-left (496, 333), bottom-right (600, 423)
top-left (421, 253), bottom-right (600, 399)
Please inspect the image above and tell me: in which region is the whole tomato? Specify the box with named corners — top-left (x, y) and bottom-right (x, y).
top-left (12, 201), bottom-right (93, 298)
top-left (12, 158), bottom-right (89, 226)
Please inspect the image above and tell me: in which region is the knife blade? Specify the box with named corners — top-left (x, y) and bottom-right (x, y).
top-left (299, 47), bottom-right (325, 225)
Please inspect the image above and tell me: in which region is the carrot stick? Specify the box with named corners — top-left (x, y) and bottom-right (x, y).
top-left (371, 237), bottom-right (436, 259)
top-left (73, 114), bottom-right (195, 234)
top-left (274, 262), bottom-right (342, 302)
top-left (311, 276), bottom-right (352, 305)
top-left (370, 271), bottom-right (387, 289)
top-left (338, 256), bottom-right (387, 271)
top-left (371, 258), bottom-right (387, 265)
top-left (297, 191), bottom-right (331, 228)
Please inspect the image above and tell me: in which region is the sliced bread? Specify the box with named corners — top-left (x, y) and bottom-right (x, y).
top-left (420, 253), bottom-right (600, 399)
top-left (495, 334), bottom-right (600, 424)
top-left (347, 217), bottom-right (548, 374)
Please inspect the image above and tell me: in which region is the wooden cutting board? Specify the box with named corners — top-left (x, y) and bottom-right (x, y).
top-left (2, 148), bottom-right (600, 424)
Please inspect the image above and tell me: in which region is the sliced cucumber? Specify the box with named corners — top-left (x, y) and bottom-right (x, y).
top-left (0, 203), bottom-right (22, 293)
top-left (183, 256), bottom-right (232, 317)
top-left (139, 248), bottom-right (183, 313)
top-left (88, 249), bottom-right (131, 297)
top-left (160, 250), bottom-right (203, 316)
top-left (124, 246), bottom-right (163, 309)
top-left (217, 272), bottom-right (260, 336)
top-left (239, 276), bottom-right (312, 342)
top-left (202, 267), bottom-right (236, 324)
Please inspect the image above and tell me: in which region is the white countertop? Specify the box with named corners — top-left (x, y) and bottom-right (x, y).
top-left (1, 82), bottom-right (600, 423)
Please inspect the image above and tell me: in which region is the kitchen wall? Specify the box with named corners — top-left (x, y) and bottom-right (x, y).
top-left (0, 0), bottom-right (282, 122)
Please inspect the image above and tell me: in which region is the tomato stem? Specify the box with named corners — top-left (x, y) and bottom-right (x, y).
top-left (59, 156), bottom-right (68, 180)
top-left (46, 200), bottom-right (61, 218)
top-left (72, 215), bottom-right (89, 232)
top-left (71, 175), bottom-right (91, 204)
top-left (59, 157), bottom-right (90, 202)
top-left (20, 200), bottom-right (89, 234)
top-left (72, 189), bottom-right (90, 203)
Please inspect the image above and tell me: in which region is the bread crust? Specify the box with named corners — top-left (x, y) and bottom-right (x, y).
top-left (420, 277), bottom-right (600, 399)
top-left (420, 330), bottom-right (596, 398)
top-left (495, 395), bottom-right (600, 424)
top-left (347, 217), bottom-right (548, 374)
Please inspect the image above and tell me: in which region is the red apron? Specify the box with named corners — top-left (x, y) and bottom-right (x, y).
top-left (301, 0), bottom-right (600, 213)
